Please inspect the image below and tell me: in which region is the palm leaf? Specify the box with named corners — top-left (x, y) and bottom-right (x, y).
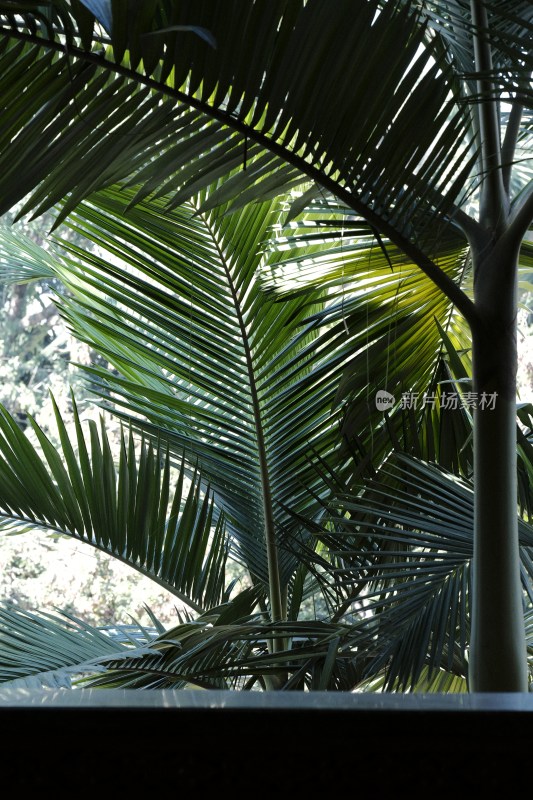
top-left (1, 2), bottom-right (529, 267)
top-left (0, 397), bottom-right (230, 613)
top-left (264, 201), bottom-right (533, 508)
top-left (0, 1), bottom-right (531, 691)
top-left (290, 452), bottom-right (533, 690)
top-left (31, 186), bottom-right (358, 603)
top-left (263, 198), bottom-right (475, 475)
top-left (356, 666), bottom-right (468, 693)
top-left (0, 603), bottom-right (154, 688)
top-left (0, 220), bottom-right (58, 281)
top-left (83, 610), bottom-right (358, 691)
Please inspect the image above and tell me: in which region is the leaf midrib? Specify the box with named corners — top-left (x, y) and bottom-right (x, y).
top-left (198, 209), bottom-right (284, 622)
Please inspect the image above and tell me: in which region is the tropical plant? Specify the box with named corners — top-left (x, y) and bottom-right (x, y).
top-left (1, 184), bottom-right (531, 692)
top-left (0, 0), bottom-right (532, 690)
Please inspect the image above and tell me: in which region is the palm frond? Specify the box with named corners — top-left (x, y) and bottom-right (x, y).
top-left (263, 198), bottom-right (475, 475)
top-left (411, 0), bottom-right (533, 95)
top-left (0, 1), bottom-right (529, 348)
top-left (0, 221), bottom-right (57, 282)
top-left (0, 2), bottom-right (518, 255)
top-left (0, 603), bottom-right (152, 688)
top-left (29, 186), bottom-right (358, 596)
top-left (0, 397), bottom-right (230, 613)
top-left (83, 612), bottom-right (358, 691)
top-left (290, 452), bottom-right (533, 689)
top-left (356, 665), bottom-right (467, 693)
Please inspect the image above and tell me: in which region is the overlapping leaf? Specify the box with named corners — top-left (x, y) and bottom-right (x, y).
top-left (0, 603), bottom-right (154, 688)
top-left (288, 452), bottom-right (533, 689)
top-left (0, 0), bottom-right (531, 692)
top-left (83, 612), bottom-right (358, 691)
top-left (37, 187), bottom-right (357, 595)
top-left (263, 198), bottom-right (475, 475)
top-left (0, 2), bottom-right (498, 251)
top-left (0, 397), bottom-right (229, 613)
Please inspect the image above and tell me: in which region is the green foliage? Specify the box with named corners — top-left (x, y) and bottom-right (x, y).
top-left (0, 602), bottom-right (145, 688)
top-left (1, 182), bottom-right (530, 690)
top-left (0, 1), bottom-right (531, 690)
top-left (0, 395), bottom-right (231, 614)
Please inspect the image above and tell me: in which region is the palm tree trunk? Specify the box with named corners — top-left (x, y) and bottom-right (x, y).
top-left (469, 239), bottom-right (528, 691)
top-left (466, 0), bottom-right (528, 692)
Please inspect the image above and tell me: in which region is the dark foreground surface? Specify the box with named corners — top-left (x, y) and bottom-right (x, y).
top-left (0, 690), bottom-right (530, 796)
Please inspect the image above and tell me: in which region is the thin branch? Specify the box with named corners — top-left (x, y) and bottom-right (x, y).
top-left (508, 183), bottom-right (533, 246)
top-left (450, 205), bottom-right (484, 246)
top-left (470, 0), bottom-right (508, 229)
top-left (501, 100), bottom-right (523, 195)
